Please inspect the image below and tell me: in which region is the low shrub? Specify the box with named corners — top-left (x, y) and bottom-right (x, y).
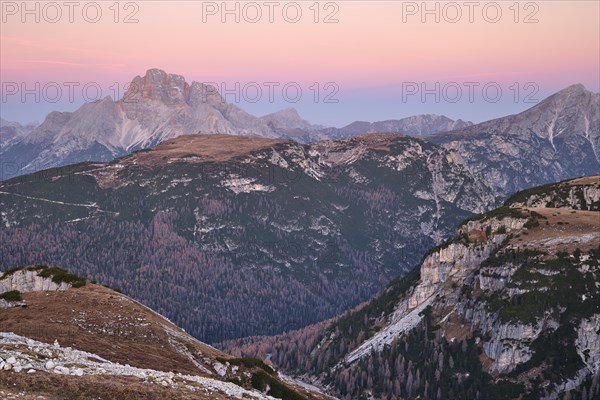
top-left (0, 290), bottom-right (22, 302)
top-left (251, 370), bottom-right (306, 400)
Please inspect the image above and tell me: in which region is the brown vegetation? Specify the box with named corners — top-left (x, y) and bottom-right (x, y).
top-left (127, 134), bottom-right (288, 166)
top-left (0, 371), bottom-right (229, 400)
top-left (0, 283), bottom-right (222, 376)
top-left (510, 207), bottom-right (600, 252)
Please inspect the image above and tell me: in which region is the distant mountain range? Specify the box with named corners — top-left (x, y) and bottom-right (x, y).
top-left (2, 72), bottom-right (598, 198)
top-left (320, 114), bottom-right (472, 138)
top-left (224, 176), bottom-right (600, 400)
top-left (0, 118), bottom-right (37, 148)
top-left (280, 114), bottom-right (473, 144)
top-left (0, 68), bottom-right (473, 178)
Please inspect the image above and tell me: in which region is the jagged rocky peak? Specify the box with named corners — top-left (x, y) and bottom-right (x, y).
top-left (126, 68), bottom-right (191, 105)
top-left (551, 83), bottom-right (590, 98)
top-left (0, 67), bottom-right (339, 177)
top-left (527, 83), bottom-right (599, 132)
top-left (260, 107), bottom-right (314, 130)
top-left (188, 80), bottom-right (225, 107)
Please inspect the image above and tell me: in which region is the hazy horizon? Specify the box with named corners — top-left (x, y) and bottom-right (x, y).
top-left (1, 76), bottom-right (595, 128)
top-left (2, 1), bottom-right (598, 127)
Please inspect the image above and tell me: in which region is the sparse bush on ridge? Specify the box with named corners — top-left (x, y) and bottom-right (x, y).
top-left (251, 370), bottom-right (306, 400)
top-left (1, 265), bottom-right (47, 279)
top-left (217, 356), bottom-right (275, 374)
top-left (460, 206), bottom-right (528, 226)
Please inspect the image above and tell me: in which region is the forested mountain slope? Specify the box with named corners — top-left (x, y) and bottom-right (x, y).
top-left (224, 176), bottom-right (600, 400)
top-left (0, 133), bottom-right (495, 343)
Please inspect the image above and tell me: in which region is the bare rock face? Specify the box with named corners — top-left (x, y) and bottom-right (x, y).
top-left (412, 217), bottom-right (527, 309)
top-left (576, 314), bottom-right (600, 373)
top-left (483, 320), bottom-right (545, 373)
top-left (426, 84), bottom-right (600, 194)
top-left (0, 270), bottom-right (71, 294)
top-left (0, 269), bottom-right (72, 309)
top-left (127, 68), bottom-right (191, 105)
top-left (345, 215), bottom-right (528, 363)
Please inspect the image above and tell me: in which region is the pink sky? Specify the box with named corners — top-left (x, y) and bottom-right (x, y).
top-left (1, 1), bottom-right (599, 125)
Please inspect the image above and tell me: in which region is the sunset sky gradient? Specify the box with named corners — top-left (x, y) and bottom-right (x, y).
top-left (1, 0), bottom-right (599, 126)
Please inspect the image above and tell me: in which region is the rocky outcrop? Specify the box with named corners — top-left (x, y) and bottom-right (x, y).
top-left (0, 270), bottom-right (71, 294)
top-left (0, 268), bottom-right (75, 309)
top-left (345, 216), bottom-right (527, 363)
top-left (483, 320), bottom-right (544, 373)
top-left (577, 314), bottom-right (600, 373)
top-left (413, 217), bottom-right (527, 307)
top-left (0, 333), bottom-right (277, 399)
top-left (0, 299), bottom-right (25, 309)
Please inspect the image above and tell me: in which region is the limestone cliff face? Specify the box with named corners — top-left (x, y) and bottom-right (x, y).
top-left (0, 269), bottom-right (73, 309)
top-left (407, 216), bottom-right (551, 375)
top-left (577, 314), bottom-right (600, 373)
top-left (341, 186), bottom-right (600, 396)
top-left (346, 215), bottom-right (529, 363)
top-left (0, 269), bottom-right (71, 294)
top-left (412, 217), bottom-right (527, 307)
top-left (482, 320), bottom-right (546, 373)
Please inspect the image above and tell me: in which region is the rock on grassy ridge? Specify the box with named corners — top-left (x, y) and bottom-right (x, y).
top-left (0, 266), bottom-right (333, 400)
